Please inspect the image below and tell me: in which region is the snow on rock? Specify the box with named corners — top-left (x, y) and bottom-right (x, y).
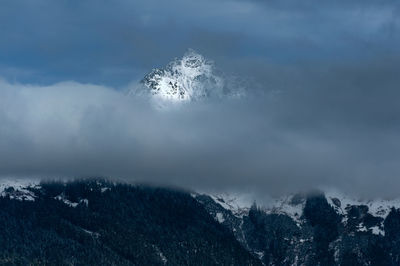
top-left (371, 225), bottom-right (385, 236)
top-left (140, 49), bottom-right (223, 102)
top-left (356, 223), bottom-right (368, 232)
top-left (204, 189), bottom-right (400, 232)
top-left (325, 189), bottom-right (400, 219)
top-left (135, 49), bottom-right (245, 106)
top-left (206, 192), bottom-right (305, 226)
top-left (262, 194), bottom-right (305, 226)
top-left (101, 187), bottom-right (110, 193)
top-left (80, 198), bottom-right (89, 207)
top-left (208, 193), bottom-right (253, 217)
top-left (81, 228), bottom-right (100, 238)
top-left (215, 212), bottom-right (225, 223)
top-left (0, 179), bottom-right (40, 201)
top-left (152, 245), bottom-right (167, 265)
top-left (55, 193), bottom-right (79, 207)
top-left (254, 251), bottom-right (265, 261)
top-left (54, 193), bottom-right (88, 208)
top-left (159, 251), bottom-right (167, 265)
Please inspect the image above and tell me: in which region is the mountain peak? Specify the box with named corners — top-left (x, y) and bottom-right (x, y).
top-left (140, 49), bottom-right (224, 102)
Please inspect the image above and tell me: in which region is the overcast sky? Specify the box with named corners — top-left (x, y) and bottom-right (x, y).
top-left (0, 0), bottom-right (400, 197)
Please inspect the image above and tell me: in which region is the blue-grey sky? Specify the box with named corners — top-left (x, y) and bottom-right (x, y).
top-left (1, 0), bottom-right (399, 86)
top-left (1, 0), bottom-right (400, 196)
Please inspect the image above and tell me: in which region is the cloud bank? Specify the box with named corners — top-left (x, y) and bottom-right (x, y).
top-left (1, 67), bottom-right (400, 198)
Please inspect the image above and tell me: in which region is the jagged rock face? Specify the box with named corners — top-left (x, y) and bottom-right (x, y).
top-left (139, 50), bottom-right (245, 104)
top-left (141, 50), bottom-right (224, 102)
top-left (194, 191), bottom-right (400, 266)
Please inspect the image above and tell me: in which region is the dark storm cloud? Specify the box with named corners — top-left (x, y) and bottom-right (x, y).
top-left (0, 0), bottom-right (400, 197)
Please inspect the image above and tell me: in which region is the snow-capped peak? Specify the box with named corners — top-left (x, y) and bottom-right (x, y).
top-left (140, 49), bottom-right (224, 102)
top-left (137, 49), bottom-right (244, 105)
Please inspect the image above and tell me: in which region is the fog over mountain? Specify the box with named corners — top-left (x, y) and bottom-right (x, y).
top-left (0, 49), bottom-right (399, 198)
top-left (1, 0), bottom-right (400, 198)
top-left (3, 1), bottom-right (400, 265)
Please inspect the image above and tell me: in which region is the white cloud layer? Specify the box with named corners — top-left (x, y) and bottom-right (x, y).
top-left (1, 76), bottom-right (400, 198)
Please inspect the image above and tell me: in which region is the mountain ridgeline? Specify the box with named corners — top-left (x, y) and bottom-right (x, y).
top-left (0, 180), bottom-right (258, 265)
top-left (1, 179), bottom-right (400, 265)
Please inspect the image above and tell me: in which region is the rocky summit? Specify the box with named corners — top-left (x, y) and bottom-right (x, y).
top-left (138, 50), bottom-right (244, 104)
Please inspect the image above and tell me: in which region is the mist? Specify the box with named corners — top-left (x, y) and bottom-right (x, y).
top-left (1, 69), bottom-right (400, 198)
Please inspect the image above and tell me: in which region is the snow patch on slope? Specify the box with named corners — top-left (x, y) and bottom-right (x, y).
top-left (215, 212), bottom-right (225, 223)
top-left (207, 192), bottom-right (305, 226)
top-left (205, 189), bottom-right (400, 232)
top-left (54, 192), bottom-right (89, 208)
top-left (0, 179), bottom-right (40, 201)
top-left (324, 189), bottom-right (400, 236)
top-left (208, 193), bottom-right (253, 217)
top-left (262, 194), bottom-right (305, 226)
top-left (55, 193), bottom-right (79, 207)
top-left (371, 225), bottom-right (385, 236)
top-left (325, 189), bottom-right (400, 219)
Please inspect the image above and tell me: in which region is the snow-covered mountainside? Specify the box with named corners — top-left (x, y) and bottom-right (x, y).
top-left (2, 178), bottom-right (400, 236)
top-left (3, 178), bottom-right (400, 264)
top-left (0, 179), bottom-right (40, 201)
top-left (0, 178), bottom-right (110, 207)
top-left (0, 178), bottom-right (259, 265)
top-left (197, 191), bottom-right (400, 235)
top-left (136, 50), bottom-right (244, 103)
top-left (194, 190), bottom-right (400, 265)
